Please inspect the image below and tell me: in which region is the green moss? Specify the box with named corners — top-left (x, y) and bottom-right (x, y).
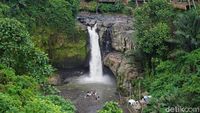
top-left (79, 1), bottom-right (97, 12)
top-left (31, 27), bottom-right (53, 51)
top-left (50, 27), bottom-right (87, 68)
top-left (52, 38), bottom-right (86, 61)
top-left (31, 25), bottom-right (87, 68)
top-left (79, 0), bottom-right (134, 15)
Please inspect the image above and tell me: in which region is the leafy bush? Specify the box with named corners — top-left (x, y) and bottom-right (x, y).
top-left (142, 49), bottom-right (200, 112)
top-left (80, 1), bottom-right (97, 12)
top-left (98, 1), bottom-right (125, 13)
top-left (122, 6), bottom-right (133, 15)
top-left (98, 101), bottom-right (123, 113)
top-left (0, 93), bottom-right (22, 113)
top-left (0, 3), bottom-right (10, 17)
top-left (139, 22), bottom-right (170, 57)
top-left (0, 65), bottom-right (76, 113)
top-left (0, 18), bottom-right (53, 82)
top-left (134, 0), bottom-right (174, 75)
top-left (46, 95), bottom-right (76, 113)
top-left (174, 9), bottom-right (200, 52)
top-left (80, 0), bottom-right (129, 14)
top-left (133, 1), bottom-right (200, 112)
top-left (2, 0), bottom-right (79, 33)
top-left (46, 0), bottom-right (75, 32)
top-left (24, 97), bottom-right (62, 113)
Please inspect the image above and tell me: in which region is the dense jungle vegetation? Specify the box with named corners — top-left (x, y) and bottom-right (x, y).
top-left (131, 0), bottom-right (200, 112)
top-left (0, 0), bottom-right (78, 112)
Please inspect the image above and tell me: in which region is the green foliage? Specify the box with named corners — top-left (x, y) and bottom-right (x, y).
top-left (24, 97), bottom-right (63, 113)
top-left (80, 0), bottom-right (133, 14)
top-left (98, 101), bottom-right (123, 113)
top-left (46, 95), bottom-right (76, 113)
top-left (0, 0), bottom-right (85, 66)
top-left (0, 18), bottom-right (53, 82)
top-left (134, 0), bottom-right (174, 75)
top-left (133, 0), bottom-right (200, 112)
top-left (2, 0), bottom-right (79, 33)
top-left (98, 1), bottom-right (125, 13)
top-left (80, 1), bottom-right (97, 12)
top-left (139, 22), bottom-right (170, 57)
top-left (142, 49), bottom-right (200, 112)
top-left (145, 0), bottom-right (173, 23)
top-left (122, 6), bottom-right (133, 15)
top-left (0, 65), bottom-right (76, 113)
top-left (0, 3), bottom-right (10, 17)
top-left (46, 0), bottom-right (75, 32)
top-left (134, 0), bottom-right (174, 53)
top-left (0, 1), bottom-right (78, 113)
top-left (0, 93), bottom-right (22, 113)
top-left (174, 9), bottom-right (200, 52)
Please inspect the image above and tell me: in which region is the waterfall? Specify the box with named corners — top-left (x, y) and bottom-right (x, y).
top-left (88, 24), bottom-right (103, 79)
top-left (77, 23), bottom-right (113, 84)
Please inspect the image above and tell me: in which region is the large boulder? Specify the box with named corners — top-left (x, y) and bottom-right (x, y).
top-left (104, 52), bottom-right (139, 89)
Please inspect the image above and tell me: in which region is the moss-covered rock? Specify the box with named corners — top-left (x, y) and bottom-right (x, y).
top-left (32, 26), bottom-right (88, 69)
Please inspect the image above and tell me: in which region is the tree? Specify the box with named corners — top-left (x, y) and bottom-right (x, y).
top-left (139, 22), bottom-right (170, 74)
top-left (134, 0), bottom-right (174, 75)
top-left (2, 0), bottom-right (79, 35)
top-left (135, 0), bottom-right (138, 7)
top-left (0, 65), bottom-right (76, 113)
top-left (0, 18), bottom-right (53, 82)
top-left (0, 3), bottom-right (10, 17)
top-left (45, 95), bottom-right (76, 113)
top-left (143, 49), bottom-right (200, 112)
top-left (174, 9), bottom-right (200, 52)
top-left (98, 101), bottom-right (123, 113)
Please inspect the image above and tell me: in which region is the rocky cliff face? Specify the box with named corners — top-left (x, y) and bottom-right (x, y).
top-left (78, 12), bottom-right (140, 93)
top-left (77, 12), bottom-right (135, 52)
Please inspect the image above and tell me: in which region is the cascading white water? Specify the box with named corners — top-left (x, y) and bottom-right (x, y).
top-left (77, 23), bottom-right (113, 84)
top-left (88, 24), bottom-right (103, 79)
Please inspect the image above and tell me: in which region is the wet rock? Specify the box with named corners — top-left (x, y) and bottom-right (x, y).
top-left (104, 52), bottom-right (123, 76)
top-left (48, 74), bottom-right (61, 85)
top-left (104, 52), bottom-right (139, 86)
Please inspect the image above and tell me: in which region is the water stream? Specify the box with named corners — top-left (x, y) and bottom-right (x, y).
top-left (88, 24), bottom-right (103, 80)
top-left (78, 24), bottom-right (113, 84)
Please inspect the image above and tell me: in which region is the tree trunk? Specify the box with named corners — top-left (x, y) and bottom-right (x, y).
top-left (135, 0), bottom-right (138, 7)
top-left (192, 0), bottom-right (196, 9)
top-left (123, 0), bottom-right (128, 5)
top-left (187, 0), bottom-right (191, 9)
top-left (147, 56), bottom-right (152, 76)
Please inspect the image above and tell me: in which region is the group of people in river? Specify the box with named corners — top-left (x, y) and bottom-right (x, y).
top-left (128, 95), bottom-right (152, 110)
top-left (85, 90), bottom-right (100, 101)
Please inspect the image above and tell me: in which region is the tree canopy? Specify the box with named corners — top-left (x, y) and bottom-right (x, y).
top-left (0, 18), bottom-right (53, 82)
top-left (133, 0), bottom-right (200, 112)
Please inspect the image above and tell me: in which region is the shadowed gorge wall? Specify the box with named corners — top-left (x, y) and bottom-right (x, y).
top-left (32, 26), bottom-right (88, 69)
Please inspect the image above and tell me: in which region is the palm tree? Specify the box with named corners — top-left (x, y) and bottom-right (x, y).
top-left (187, 0), bottom-right (191, 9)
top-left (173, 9), bottom-right (200, 52)
top-left (135, 0), bottom-right (139, 7)
top-left (192, 0), bottom-right (196, 9)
